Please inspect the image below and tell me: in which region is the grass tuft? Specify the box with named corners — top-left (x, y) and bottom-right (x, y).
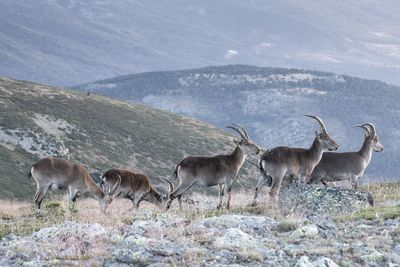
top-left (362, 182), bottom-right (400, 202)
top-left (276, 220), bottom-right (302, 232)
top-left (336, 205), bottom-right (400, 222)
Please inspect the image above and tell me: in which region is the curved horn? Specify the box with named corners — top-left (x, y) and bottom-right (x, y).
top-left (166, 179), bottom-right (174, 195)
top-left (109, 174), bottom-right (121, 195)
top-left (160, 177), bottom-right (174, 199)
top-left (101, 176), bottom-right (109, 193)
top-left (354, 124), bottom-right (371, 135)
top-left (305, 115), bottom-right (328, 134)
top-left (232, 123), bottom-right (249, 139)
top-left (363, 123), bottom-right (376, 136)
top-left (226, 125), bottom-right (247, 140)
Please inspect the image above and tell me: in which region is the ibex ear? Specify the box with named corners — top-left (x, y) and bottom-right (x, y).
top-left (315, 131), bottom-right (322, 141)
top-left (233, 139), bottom-right (240, 145)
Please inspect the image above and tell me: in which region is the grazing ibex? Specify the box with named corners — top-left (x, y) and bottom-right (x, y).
top-left (165, 123), bottom-right (261, 210)
top-left (28, 157), bottom-right (120, 212)
top-left (101, 169), bottom-right (170, 209)
top-left (252, 115), bottom-right (339, 206)
top-left (308, 123), bottom-right (383, 189)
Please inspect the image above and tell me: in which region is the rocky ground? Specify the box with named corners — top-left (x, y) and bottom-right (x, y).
top-left (0, 184), bottom-right (399, 266)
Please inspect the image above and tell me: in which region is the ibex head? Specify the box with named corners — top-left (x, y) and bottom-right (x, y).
top-left (355, 123), bottom-right (384, 152)
top-left (306, 115), bottom-right (339, 151)
top-left (226, 123), bottom-right (261, 155)
top-left (100, 175), bottom-right (121, 213)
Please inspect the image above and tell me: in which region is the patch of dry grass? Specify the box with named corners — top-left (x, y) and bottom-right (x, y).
top-left (0, 200), bottom-right (32, 218)
top-left (335, 205), bottom-right (400, 222)
top-left (362, 182), bottom-right (400, 202)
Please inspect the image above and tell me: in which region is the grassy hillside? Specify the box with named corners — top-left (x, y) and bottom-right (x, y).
top-left (0, 77), bottom-right (256, 199)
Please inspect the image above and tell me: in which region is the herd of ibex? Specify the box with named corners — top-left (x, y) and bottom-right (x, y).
top-left (27, 115), bottom-right (383, 213)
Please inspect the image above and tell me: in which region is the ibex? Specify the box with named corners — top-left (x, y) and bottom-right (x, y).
top-left (308, 123), bottom-right (383, 189)
top-left (252, 115), bottom-right (339, 206)
top-left (101, 169), bottom-right (170, 209)
top-left (28, 157), bottom-right (120, 212)
top-left (165, 123), bottom-right (261, 210)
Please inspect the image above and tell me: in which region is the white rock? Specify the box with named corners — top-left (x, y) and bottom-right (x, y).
top-left (200, 214), bottom-right (273, 230)
top-left (214, 228), bottom-right (256, 250)
top-left (312, 257), bottom-right (340, 267)
top-left (293, 256), bottom-right (313, 267)
top-left (290, 224), bottom-right (319, 239)
top-left (394, 244), bottom-right (400, 255)
top-left (294, 256), bottom-right (339, 267)
top-left (361, 249), bottom-right (384, 263)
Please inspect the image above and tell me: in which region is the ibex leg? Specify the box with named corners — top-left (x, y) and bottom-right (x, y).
top-left (130, 193), bottom-right (145, 210)
top-left (225, 182), bottom-right (234, 210)
top-left (68, 187), bottom-right (78, 210)
top-left (269, 174), bottom-right (284, 207)
top-left (35, 185), bottom-right (50, 209)
top-left (351, 177), bottom-right (358, 189)
top-left (217, 184), bottom-right (224, 209)
top-left (252, 175), bottom-right (269, 206)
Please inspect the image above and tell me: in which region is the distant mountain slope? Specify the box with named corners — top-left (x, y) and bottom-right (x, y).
top-left (75, 65), bottom-right (400, 181)
top-left (1, 0), bottom-right (400, 86)
top-left (0, 77), bottom-right (256, 199)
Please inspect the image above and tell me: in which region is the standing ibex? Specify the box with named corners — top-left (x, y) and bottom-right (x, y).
top-left (165, 123), bottom-right (261, 210)
top-left (252, 115), bottom-right (339, 206)
top-left (101, 169), bottom-right (170, 209)
top-left (28, 157), bottom-right (120, 212)
top-left (308, 123), bottom-right (383, 189)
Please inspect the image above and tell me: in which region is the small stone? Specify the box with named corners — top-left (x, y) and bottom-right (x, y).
top-left (123, 235), bottom-right (149, 246)
top-left (293, 256), bottom-right (313, 267)
top-left (9, 252), bottom-right (28, 261)
top-left (394, 244), bottom-right (400, 255)
top-left (361, 250), bottom-right (384, 264)
top-left (109, 234), bottom-right (123, 244)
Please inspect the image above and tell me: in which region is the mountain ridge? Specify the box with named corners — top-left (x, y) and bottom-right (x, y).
top-left (1, 0), bottom-right (400, 86)
top-left (75, 64), bottom-right (400, 181)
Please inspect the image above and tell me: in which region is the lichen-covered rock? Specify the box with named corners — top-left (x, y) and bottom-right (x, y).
top-left (294, 256), bottom-right (340, 267)
top-left (312, 257), bottom-right (340, 267)
top-left (394, 244), bottom-right (400, 255)
top-left (289, 224), bottom-right (319, 239)
top-left (293, 256), bottom-right (313, 267)
top-left (0, 221), bottom-right (109, 266)
top-left (214, 228), bottom-right (257, 250)
top-left (361, 249), bottom-right (385, 265)
top-left (278, 183), bottom-right (374, 217)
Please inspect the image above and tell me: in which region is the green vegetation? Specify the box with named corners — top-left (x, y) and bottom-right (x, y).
top-left (336, 205), bottom-right (400, 222)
